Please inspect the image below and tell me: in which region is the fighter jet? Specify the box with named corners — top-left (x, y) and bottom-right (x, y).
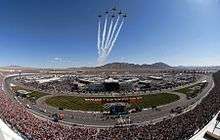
top-left (118, 11), bottom-right (122, 15)
top-left (112, 7), bottom-right (117, 11)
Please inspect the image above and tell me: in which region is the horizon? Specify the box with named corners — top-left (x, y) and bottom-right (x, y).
top-left (2, 61), bottom-right (220, 69)
top-left (0, 0), bottom-right (220, 68)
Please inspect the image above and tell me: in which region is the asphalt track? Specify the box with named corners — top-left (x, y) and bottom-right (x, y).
top-left (3, 74), bottom-right (214, 127)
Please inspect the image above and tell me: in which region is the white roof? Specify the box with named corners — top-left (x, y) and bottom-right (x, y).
top-left (17, 90), bottom-right (29, 95)
top-left (10, 83), bottom-right (16, 87)
top-left (104, 78), bottom-right (119, 83)
top-left (36, 77), bottom-right (60, 84)
top-left (149, 76), bottom-right (163, 80)
top-left (125, 78), bottom-right (139, 83)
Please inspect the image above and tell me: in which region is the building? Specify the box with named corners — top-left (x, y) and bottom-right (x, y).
top-left (104, 78), bottom-right (120, 92)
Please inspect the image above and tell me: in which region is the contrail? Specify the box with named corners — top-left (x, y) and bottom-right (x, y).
top-left (96, 8), bottom-right (127, 66)
top-left (106, 16), bottom-right (120, 52)
top-left (107, 18), bottom-right (124, 55)
top-left (104, 18), bottom-right (114, 50)
top-left (101, 15), bottom-right (108, 52)
top-left (97, 20), bottom-right (101, 55)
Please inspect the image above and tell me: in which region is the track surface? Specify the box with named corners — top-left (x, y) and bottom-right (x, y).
top-left (3, 74), bottom-right (214, 127)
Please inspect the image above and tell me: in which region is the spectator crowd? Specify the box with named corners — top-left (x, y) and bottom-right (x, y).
top-left (0, 71), bottom-right (219, 140)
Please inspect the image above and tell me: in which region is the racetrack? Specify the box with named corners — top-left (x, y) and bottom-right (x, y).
top-left (2, 74), bottom-right (214, 127)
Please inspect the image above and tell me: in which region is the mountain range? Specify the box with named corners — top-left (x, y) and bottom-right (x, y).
top-left (96, 62), bottom-right (172, 69)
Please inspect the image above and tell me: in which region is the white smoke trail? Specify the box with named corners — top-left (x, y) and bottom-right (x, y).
top-left (97, 10), bottom-right (126, 66)
top-left (97, 20), bottom-right (101, 55)
top-left (107, 18), bottom-right (124, 55)
top-left (101, 15), bottom-right (108, 52)
top-left (104, 18), bottom-right (114, 50)
top-left (97, 54), bottom-right (106, 66)
top-left (105, 16), bottom-right (120, 53)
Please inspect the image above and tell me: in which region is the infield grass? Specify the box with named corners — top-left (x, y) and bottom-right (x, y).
top-left (45, 93), bottom-right (180, 111)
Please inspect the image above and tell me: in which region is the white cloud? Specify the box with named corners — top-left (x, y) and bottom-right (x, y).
top-left (53, 57), bottom-right (62, 61)
top-left (49, 57), bottom-right (69, 64)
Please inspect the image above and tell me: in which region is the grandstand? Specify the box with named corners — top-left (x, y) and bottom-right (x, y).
top-left (0, 70), bottom-right (218, 139)
top-left (190, 112), bottom-right (220, 140)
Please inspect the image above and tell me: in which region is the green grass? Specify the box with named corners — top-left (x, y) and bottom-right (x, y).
top-left (12, 86), bottom-right (48, 101)
top-left (45, 93), bottom-right (180, 111)
top-left (45, 96), bottom-right (104, 111)
top-left (175, 82), bottom-right (207, 97)
top-left (26, 91), bottom-right (48, 101)
top-left (12, 86), bottom-right (26, 92)
top-left (137, 93), bottom-right (180, 108)
top-left (176, 88), bottom-right (192, 94)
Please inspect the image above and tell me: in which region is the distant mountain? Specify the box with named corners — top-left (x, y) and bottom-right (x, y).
top-left (97, 62), bottom-right (172, 69)
top-left (150, 62), bottom-right (172, 69)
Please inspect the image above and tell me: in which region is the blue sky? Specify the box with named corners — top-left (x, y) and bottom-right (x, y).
top-left (0, 0), bottom-right (220, 68)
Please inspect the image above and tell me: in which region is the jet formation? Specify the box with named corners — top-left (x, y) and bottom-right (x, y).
top-left (97, 7), bottom-right (127, 66)
top-left (98, 7), bottom-right (127, 19)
